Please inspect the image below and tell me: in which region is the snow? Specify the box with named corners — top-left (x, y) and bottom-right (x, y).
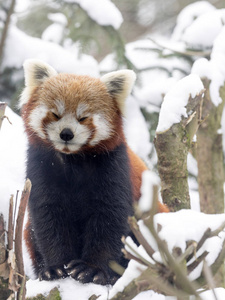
top-left (200, 288), bottom-right (225, 300)
top-left (1, 26), bottom-right (99, 77)
top-left (181, 9), bottom-right (225, 50)
top-left (156, 74), bottom-right (204, 133)
top-left (124, 95), bottom-right (152, 162)
top-left (138, 170), bottom-right (160, 212)
top-left (0, 107), bottom-right (27, 223)
top-left (26, 278), bottom-right (109, 300)
top-left (172, 1), bottom-right (216, 41)
top-left (98, 210), bottom-right (225, 299)
top-left (192, 27), bottom-right (225, 106)
top-left (64, 0), bottom-right (123, 29)
top-left (42, 13), bottom-right (67, 44)
top-left (153, 210), bottom-right (225, 274)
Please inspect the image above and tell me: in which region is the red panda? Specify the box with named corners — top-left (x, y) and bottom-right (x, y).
top-left (20, 59), bottom-right (168, 285)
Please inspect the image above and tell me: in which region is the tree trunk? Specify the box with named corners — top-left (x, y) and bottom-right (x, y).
top-left (0, 0), bottom-right (16, 65)
top-left (197, 79), bottom-right (225, 214)
top-left (154, 91), bottom-right (204, 211)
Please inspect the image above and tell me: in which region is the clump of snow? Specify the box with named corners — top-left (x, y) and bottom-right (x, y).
top-left (64, 0), bottom-right (123, 29)
top-left (209, 26), bottom-right (225, 106)
top-left (156, 74), bottom-right (204, 133)
top-left (135, 77), bottom-right (178, 109)
top-left (0, 107), bottom-right (27, 222)
top-left (133, 290), bottom-right (166, 300)
top-left (1, 26), bottom-right (99, 77)
top-left (138, 170), bottom-right (160, 212)
top-left (42, 13), bottom-right (67, 44)
top-left (181, 9), bottom-right (225, 50)
top-left (153, 210), bottom-right (225, 281)
top-left (192, 27), bottom-right (225, 106)
top-left (48, 13), bottom-right (68, 25)
top-left (99, 210), bottom-right (225, 299)
top-left (191, 58), bottom-right (211, 79)
top-left (124, 95), bottom-right (152, 162)
top-left (26, 278), bottom-right (109, 300)
top-left (172, 1), bottom-right (216, 41)
top-left (200, 288), bottom-right (225, 300)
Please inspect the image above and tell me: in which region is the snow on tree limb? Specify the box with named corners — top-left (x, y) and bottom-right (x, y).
top-left (64, 0), bottom-right (123, 29)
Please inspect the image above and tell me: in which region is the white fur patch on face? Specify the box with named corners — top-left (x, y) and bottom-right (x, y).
top-left (89, 114), bottom-right (112, 146)
top-left (54, 100), bottom-right (65, 115)
top-left (29, 105), bottom-right (48, 139)
top-left (76, 103), bottom-right (89, 119)
top-left (46, 113), bottom-right (91, 153)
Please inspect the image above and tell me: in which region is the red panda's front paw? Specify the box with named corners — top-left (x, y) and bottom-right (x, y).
top-left (39, 266), bottom-right (68, 281)
top-left (66, 260), bottom-right (119, 285)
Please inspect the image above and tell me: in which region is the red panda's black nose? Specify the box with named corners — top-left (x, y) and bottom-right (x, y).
top-left (60, 128), bottom-right (74, 142)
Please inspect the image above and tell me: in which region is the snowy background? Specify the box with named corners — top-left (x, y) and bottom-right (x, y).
top-left (1, 0), bottom-right (225, 299)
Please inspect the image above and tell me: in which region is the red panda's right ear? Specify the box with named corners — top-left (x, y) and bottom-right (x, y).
top-left (19, 59), bottom-right (57, 107)
top-left (23, 59), bottom-right (57, 87)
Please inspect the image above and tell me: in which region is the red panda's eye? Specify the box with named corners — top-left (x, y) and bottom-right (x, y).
top-left (52, 112), bottom-right (60, 120)
top-left (79, 116), bottom-right (88, 122)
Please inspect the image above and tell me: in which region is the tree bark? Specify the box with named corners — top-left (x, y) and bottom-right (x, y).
top-left (197, 79), bottom-right (225, 214)
top-left (154, 90), bottom-right (204, 211)
top-left (0, 0), bottom-right (16, 65)
top-left (0, 214), bottom-right (11, 300)
top-left (0, 102), bottom-right (6, 130)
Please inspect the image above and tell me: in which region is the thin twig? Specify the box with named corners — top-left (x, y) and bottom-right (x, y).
top-left (15, 179), bottom-right (32, 300)
top-left (121, 236), bottom-right (155, 268)
top-left (202, 260), bottom-right (218, 300)
top-left (127, 216), bottom-right (156, 261)
top-left (121, 249), bottom-right (148, 267)
top-left (7, 195), bottom-right (14, 251)
top-left (148, 37), bottom-right (211, 57)
top-left (187, 251), bottom-right (209, 274)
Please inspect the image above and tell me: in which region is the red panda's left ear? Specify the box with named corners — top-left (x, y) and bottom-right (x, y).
top-left (100, 70), bottom-right (136, 114)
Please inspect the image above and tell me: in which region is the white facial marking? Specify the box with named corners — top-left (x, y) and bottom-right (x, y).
top-left (90, 114), bottom-right (112, 146)
top-left (29, 105), bottom-right (48, 138)
top-left (46, 113), bottom-right (91, 153)
top-left (76, 103), bottom-right (89, 119)
top-left (55, 99), bottom-right (65, 115)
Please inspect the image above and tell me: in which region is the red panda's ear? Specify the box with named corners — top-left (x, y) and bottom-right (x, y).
top-left (23, 59), bottom-right (57, 87)
top-left (19, 59), bottom-right (57, 107)
top-left (100, 70), bottom-right (136, 114)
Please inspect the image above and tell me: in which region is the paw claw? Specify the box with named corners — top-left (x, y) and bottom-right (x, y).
top-left (39, 266), bottom-right (68, 281)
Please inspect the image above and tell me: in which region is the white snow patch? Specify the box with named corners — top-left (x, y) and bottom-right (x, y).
top-left (200, 288), bottom-right (225, 300)
top-left (2, 26), bottom-right (99, 77)
top-left (0, 107), bottom-right (27, 222)
top-left (125, 95), bottom-right (151, 162)
top-left (133, 290), bottom-right (166, 300)
top-left (172, 1), bottom-right (215, 41)
top-left (181, 9), bottom-right (225, 50)
top-left (209, 26), bottom-right (225, 106)
top-left (192, 27), bottom-right (225, 106)
top-left (156, 74), bottom-right (204, 133)
top-left (153, 210), bottom-right (225, 280)
top-left (64, 0), bottom-right (123, 29)
top-left (139, 170), bottom-right (160, 212)
top-left (192, 58), bottom-right (212, 79)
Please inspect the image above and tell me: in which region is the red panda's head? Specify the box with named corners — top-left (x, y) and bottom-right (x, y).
top-left (20, 59), bottom-right (136, 154)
